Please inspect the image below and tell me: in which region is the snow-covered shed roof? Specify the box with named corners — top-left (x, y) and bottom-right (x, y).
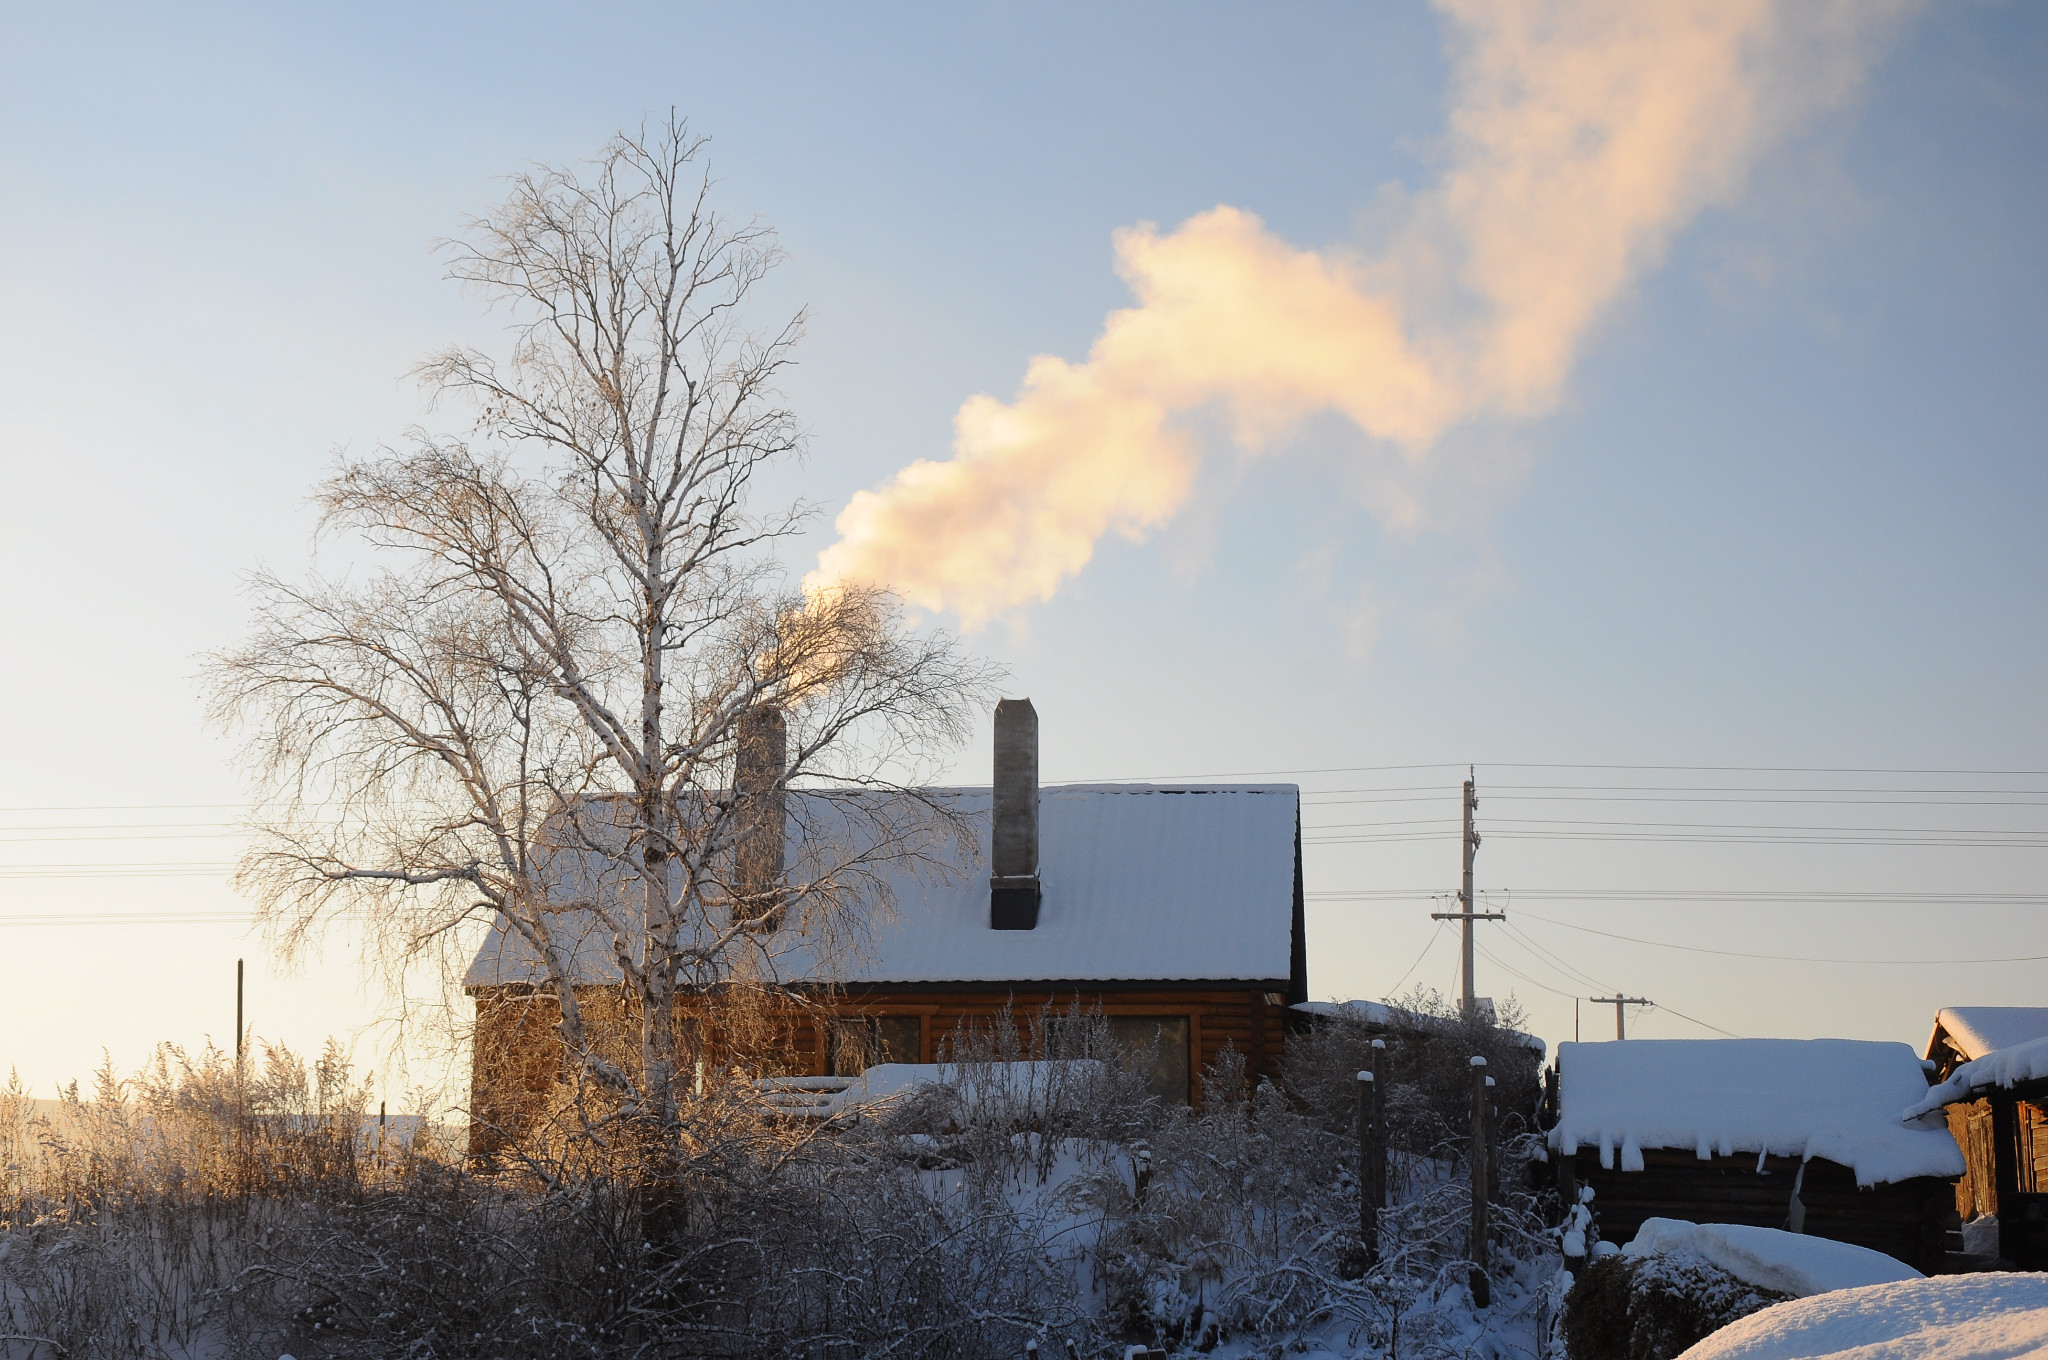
top-left (464, 784), bottom-right (1301, 989)
top-left (1290, 999), bottom-right (1546, 1056)
top-left (1923, 1006), bottom-right (2048, 1065)
top-left (1903, 1033), bottom-right (2048, 1120)
top-left (1547, 1038), bottom-right (1965, 1188)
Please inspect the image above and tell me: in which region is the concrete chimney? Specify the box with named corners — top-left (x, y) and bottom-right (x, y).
top-left (734, 704), bottom-right (786, 928)
top-left (990, 697), bottom-right (1040, 929)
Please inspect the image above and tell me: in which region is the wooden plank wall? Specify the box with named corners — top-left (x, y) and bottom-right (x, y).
top-left (1570, 1148), bottom-right (1956, 1272)
top-left (1945, 1097), bottom-right (2048, 1218)
top-left (829, 986), bottom-right (1287, 1104)
top-left (468, 983), bottom-right (1285, 1157)
top-left (1948, 1099), bottom-right (2000, 1219)
top-left (469, 987), bottom-right (561, 1164)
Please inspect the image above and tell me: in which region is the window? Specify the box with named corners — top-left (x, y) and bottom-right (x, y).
top-left (1107, 1017), bottom-right (1191, 1107)
top-left (1044, 1014), bottom-right (1191, 1106)
top-left (828, 1015), bottom-right (924, 1075)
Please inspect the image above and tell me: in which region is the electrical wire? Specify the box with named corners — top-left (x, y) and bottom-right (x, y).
top-left (1646, 1003), bottom-right (1745, 1041)
top-left (1385, 922), bottom-right (1447, 996)
top-left (1473, 940), bottom-right (1580, 1001)
top-left (1305, 888), bottom-right (2048, 905)
top-left (1514, 909), bottom-right (2048, 966)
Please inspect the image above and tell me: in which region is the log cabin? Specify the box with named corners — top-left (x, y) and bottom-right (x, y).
top-left (1915, 1007), bottom-right (2048, 1268)
top-left (1545, 1038), bottom-right (1965, 1272)
top-left (463, 700), bottom-right (1308, 1155)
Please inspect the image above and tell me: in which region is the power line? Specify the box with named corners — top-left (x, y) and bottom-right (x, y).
top-left (1385, 922), bottom-right (1447, 996)
top-left (0, 912), bottom-right (253, 927)
top-left (1646, 1002), bottom-right (1745, 1041)
top-left (1473, 940), bottom-right (1579, 1001)
top-left (1305, 888), bottom-right (2048, 905)
top-left (1481, 817), bottom-right (2048, 836)
top-left (1514, 909), bottom-right (2048, 966)
top-left (1499, 918), bottom-right (1617, 995)
top-left (1479, 763), bottom-right (2048, 776)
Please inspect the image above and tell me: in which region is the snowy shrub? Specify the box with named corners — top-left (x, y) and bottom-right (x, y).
top-left (2, 997), bottom-right (1572, 1359)
top-left (1561, 1252), bottom-right (1791, 1360)
top-left (0, 1040), bottom-right (388, 1360)
top-left (1080, 1020), bottom-right (1563, 1359)
top-left (1283, 988), bottom-right (1545, 1169)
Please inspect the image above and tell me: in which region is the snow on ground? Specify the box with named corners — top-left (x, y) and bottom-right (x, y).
top-left (1677, 1274), bottom-right (2048, 1360)
top-left (1549, 1039), bottom-right (1966, 1186)
top-left (1623, 1218), bottom-right (1920, 1298)
top-left (1905, 1034), bottom-right (2048, 1119)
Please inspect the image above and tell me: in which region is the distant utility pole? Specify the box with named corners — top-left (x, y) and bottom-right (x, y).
top-left (1432, 770), bottom-right (1505, 1016)
top-left (1591, 993), bottom-right (1651, 1040)
top-left (235, 958), bottom-right (245, 1059)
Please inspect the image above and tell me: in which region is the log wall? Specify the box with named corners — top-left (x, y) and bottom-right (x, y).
top-left (466, 980), bottom-right (1286, 1161)
top-left (1569, 1147), bottom-right (1957, 1273)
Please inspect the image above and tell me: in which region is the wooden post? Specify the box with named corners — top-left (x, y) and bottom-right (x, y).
top-left (1992, 1094), bottom-right (2023, 1262)
top-left (1370, 1038), bottom-right (1387, 1220)
top-left (1359, 1037), bottom-right (1386, 1264)
top-left (1486, 1073), bottom-right (1500, 1203)
top-left (1359, 1067), bottom-right (1376, 1263)
top-left (1470, 1055), bottom-right (1490, 1307)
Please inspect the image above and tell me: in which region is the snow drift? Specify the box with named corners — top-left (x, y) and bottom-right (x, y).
top-left (1622, 1218), bottom-right (1919, 1299)
top-left (1676, 1274), bottom-right (2048, 1360)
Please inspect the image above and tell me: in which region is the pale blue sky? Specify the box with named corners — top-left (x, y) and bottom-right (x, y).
top-left (2, 3), bottom-right (2043, 1097)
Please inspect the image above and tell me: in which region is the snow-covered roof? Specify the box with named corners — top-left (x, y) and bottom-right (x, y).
top-left (464, 784), bottom-right (1300, 989)
top-left (1547, 1038), bottom-right (1965, 1188)
top-left (1290, 1000), bottom-right (1546, 1056)
top-left (1923, 1006), bottom-right (2048, 1063)
top-left (1903, 1033), bottom-right (2048, 1119)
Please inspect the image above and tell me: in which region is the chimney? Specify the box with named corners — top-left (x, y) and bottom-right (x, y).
top-left (990, 697), bottom-right (1040, 930)
top-left (734, 704), bottom-right (786, 929)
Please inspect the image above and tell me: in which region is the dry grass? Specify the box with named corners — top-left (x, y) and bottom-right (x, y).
top-left (1, 1003), bottom-right (1565, 1360)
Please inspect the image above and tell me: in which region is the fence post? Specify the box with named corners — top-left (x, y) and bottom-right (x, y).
top-left (1358, 1036), bottom-right (1386, 1265)
top-left (1370, 1038), bottom-right (1386, 1229)
top-left (1486, 1073), bottom-right (1499, 1203)
top-left (1357, 1068), bottom-right (1375, 1263)
top-left (1470, 1055), bottom-right (1490, 1307)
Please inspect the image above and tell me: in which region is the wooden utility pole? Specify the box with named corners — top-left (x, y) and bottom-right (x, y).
top-left (1359, 1038), bottom-right (1386, 1264)
top-left (235, 958), bottom-right (245, 1059)
top-left (1469, 1055), bottom-right (1491, 1307)
top-left (1432, 772), bottom-right (1504, 1016)
top-left (1591, 993), bottom-right (1650, 1040)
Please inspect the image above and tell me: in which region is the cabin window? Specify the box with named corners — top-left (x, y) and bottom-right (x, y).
top-left (1041, 1015), bottom-right (1191, 1105)
top-left (828, 1015), bottom-right (924, 1075)
top-left (1106, 1017), bottom-right (1191, 1107)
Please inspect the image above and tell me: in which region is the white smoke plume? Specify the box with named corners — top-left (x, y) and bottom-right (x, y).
top-left (809, 0), bottom-right (1912, 627)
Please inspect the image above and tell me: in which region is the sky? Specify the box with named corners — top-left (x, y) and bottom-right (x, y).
top-left (2, 2), bottom-right (2045, 1104)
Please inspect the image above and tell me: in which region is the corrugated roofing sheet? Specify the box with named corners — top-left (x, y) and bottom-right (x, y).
top-left (464, 783), bottom-right (1299, 988)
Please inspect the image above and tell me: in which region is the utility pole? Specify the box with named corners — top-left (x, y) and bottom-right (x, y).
top-left (235, 958), bottom-right (245, 1059)
top-left (1591, 993), bottom-right (1651, 1040)
top-left (1431, 770), bottom-right (1505, 1016)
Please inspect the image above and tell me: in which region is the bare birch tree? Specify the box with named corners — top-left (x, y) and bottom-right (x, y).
top-left (208, 117), bottom-right (994, 1168)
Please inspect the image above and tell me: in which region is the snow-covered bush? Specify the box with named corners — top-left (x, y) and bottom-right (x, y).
top-left (2, 997), bottom-right (1570, 1359)
top-left (1561, 1252), bottom-right (1791, 1360)
top-left (0, 1040), bottom-right (394, 1360)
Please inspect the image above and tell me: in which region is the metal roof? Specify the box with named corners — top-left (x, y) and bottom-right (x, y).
top-left (463, 783), bottom-right (1299, 989)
